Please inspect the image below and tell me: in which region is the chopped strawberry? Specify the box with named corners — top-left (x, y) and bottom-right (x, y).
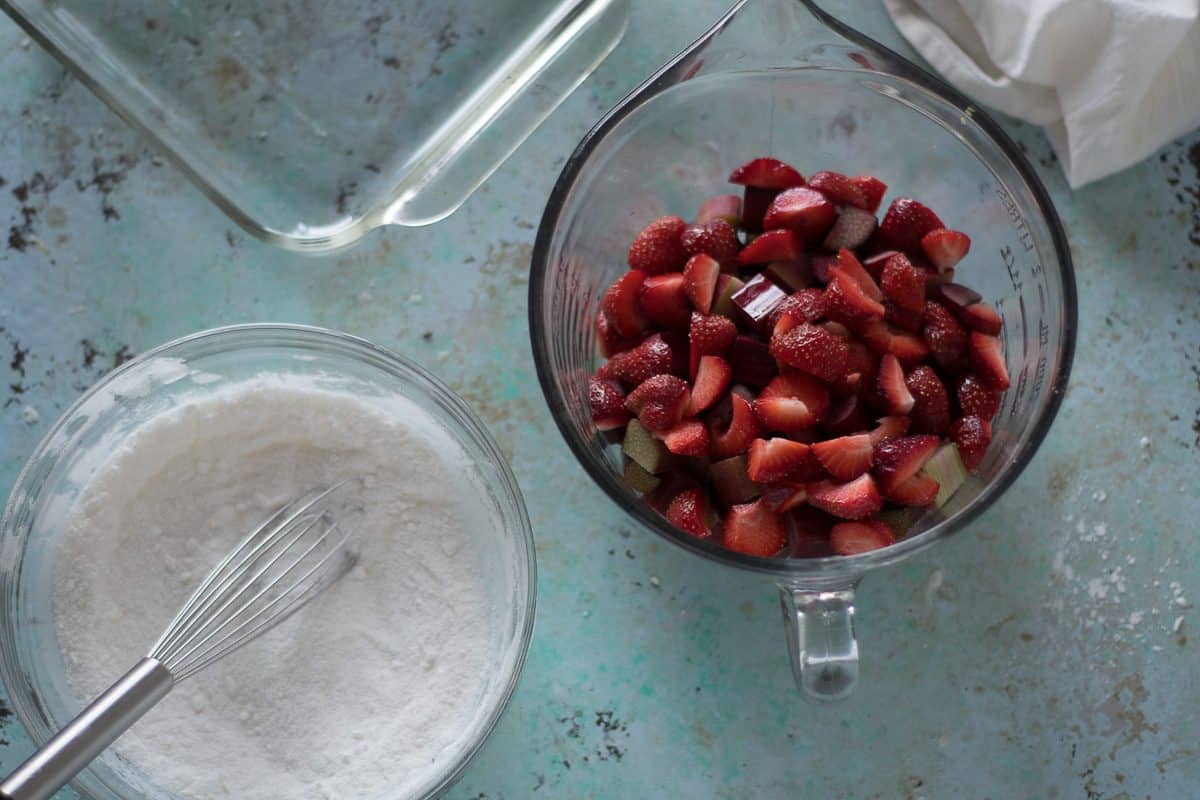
top-left (885, 473), bottom-right (939, 506)
top-left (755, 371), bottom-right (830, 433)
top-left (956, 373), bottom-right (1002, 420)
top-left (602, 270), bottom-right (648, 338)
top-left (711, 393), bottom-right (763, 458)
top-left (880, 253), bottom-right (925, 312)
top-left (696, 194), bottom-right (741, 227)
top-left (728, 157), bottom-right (805, 188)
top-left (808, 170), bottom-right (869, 208)
top-left (723, 499), bottom-right (788, 556)
top-left (950, 415), bottom-right (993, 469)
top-left (639, 273), bottom-right (691, 330)
top-left (763, 260), bottom-right (815, 293)
top-left (683, 253), bottom-right (721, 313)
top-left (666, 488), bottom-right (713, 538)
top-left (824, 268), bottom-right (885, 325)
top-left (861, 249), bottom-right (900, 281)
top-left (823, 395), bottom-right (872, 436)
top-left (822, 206), bottom-right (878, 251)
top-left (747, 437), bottom-right (813, 483)
top-left (969, 332), bottom-right (1010, 389)
top-left (712, 274), bottom-right (744, 318)
top-left (590, 377), bottom-right (631, 431)
top-left (661, 330), bottom-right (691, 378)
top-left (762, 187), bottom-right (838, 242)
top-left (877, 197), bottom-right (944, 254)
top-left (681, 219), bottom-right (740, 270)
top-left (731, 273), bottom-right (788, 332)
top-left (688, 312), bottom-right (737, 378)
top-left (727, 335), bottom-right (778, 389)
top-left (868, 415), bottom-right (910, 446)
top-left (836, 249), bottom-right (883, 300)
top-left (806, 474), bottom-right (883, 520)
top-left (769, 322), bottom-right (850, 383)
top-left (873, 434), bottom-right (940, 489)
top-left (738, 228), bottom-right (803, 265)
top-left (927, 281), bottom-right (982, 312)
top-left (690, 356), bottom-right (732, 414)
top-left (831, 519), bottom-right (896, 554)
top-left (761, 482), bottom-right (809, 513)
top-left (837, 341), bottom-right (880, 400)
top-left (595, 309), bottom-right (635, 358)
top-left (789, 506), bottom-right (837, 556)
top-left (625, 374), bottom-right (690, 432)
top-left (920, 228), bottom-right (971, 271)
top-left (849, 175), bottom-right (888, 213)
top-left (710, 454), bottom-right (760, 507)
top-left (959, 302), bottom-right (1003, 335)
top-left (812, 433), bottom-right (873, 480)
top-left (770, 288), bottom-right (827, 335)
top-left (659, 419), bottom-right (710, 456)
top-left (810, 253), bottom-right (838, 284)
top-left (884, 300), bottom-right (924, 333)
top-left (627, 215), bottom-right (688, 274)
top-left (905, 365), bottom-right (951, 434)
top-left (856, 319), bottom-right (930, 365)
top-left (922, 300), bottom-right (969, 373)
top-left (597, 333), bottom-right (675, 387)
top-left (877, 353), bottom-right (914, 415)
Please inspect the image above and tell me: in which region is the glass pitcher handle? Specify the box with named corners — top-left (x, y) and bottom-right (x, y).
top-left (779, 584), bottom-right (858, 701)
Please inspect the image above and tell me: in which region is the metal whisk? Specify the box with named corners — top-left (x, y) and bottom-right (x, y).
top-left (0, 484), bottom-right (357, 800)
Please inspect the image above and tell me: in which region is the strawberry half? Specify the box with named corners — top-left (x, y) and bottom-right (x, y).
top-left (857, 319), bottom-right (930, 366)
top-left (905, 365), bottom-right (951, 434)
top-left (755, 371), bottom-right (830, 433)
top-left (723, 499), bottom-right (788, 556)
top-left (639, 273), bottom-right (691, 330)
top-left (597, 332), bottom-right (675, 387)
top-left (920, 228), bottom-right (971, 271)
top-left (836, 249), bottom-right (884, 301)
top-left (880, 253), bottom-right (925, 313)
top-left (849, 175), bottom-right (888, 213)
top-left (762, 187), bottom-right (838, 242)
top-left (602, 270), bottom-right (648, 338)
top-left (627, 215), bottom-right (688, 274)
top-left (681, 219), bottom-right (740, 270)
top-left (771, 288), bottom-right (828, 335)
top-left (808, 170), bottom-right (869, 208)
top-left (950, 415), bottom-right (993, 469)
top-left (659, 419), bottom-right (710, 456)
top-left (626, 374), bottom-right (690, 432)
top-left (969, 332), bottom-right (1010, 389)
top-left (922, 300), bottom-right (969, 373)
top-left (683, 253), bottom-right (721, 313)
top-left (824, 268), bottom-right (885, 325)
top-left (806, 474), bottom-right (883, 520)
top-left (689, 312), bottom-right (737, 378)
top-left (822, 206), bottom-right (878, 251)
top-left (696, 194), bottom-right (741, 227)
top-left (885, 473), bottom-right (939, 507)
top-left (959, 302), bottom-right (1003, 336)
top-left (877, 197), bottom-right (944, 254)
top-left (666, 488), bottom-right (713, 538)
top-left (868, 415), bottom-right (910, 446)
top-left (747, 437), bottom-right (813, 483)
top-left (830, 519), bottom-right (896, 554)
top-left (690, 356), bottom-right (732, 414)
top-left (590, 377), bottom-right (631, 431)
top-left (738, 228), bottom-right (803, 265)
top-left (770, 322), bottom-right (850, 383)
top-left (728, 157), bottom-right (805, 188)
top-left (877, 352), bottom-right (914, 415)
top-left (812, 433), bottom-right (874, 481)
top-left (873, 434), bottom-right (940, 490)
top-left (956, 373), bottom-right (1002, 420)
top-left (837, 341), bottom-right (880, 400)
top-left (595, 309), bottom-right (635, 358)
top-left (711, 393), bottom-right (764, 458)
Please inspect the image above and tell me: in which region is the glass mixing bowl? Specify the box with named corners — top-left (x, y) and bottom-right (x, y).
top-left (529, 0), bottom-right (1076, 700)
top-left (0, 324), bottom-right (537, 799)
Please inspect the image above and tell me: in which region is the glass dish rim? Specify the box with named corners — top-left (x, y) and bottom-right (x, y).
top-left (0, 322), bottom-right (538, 800)
top-left (527, 2), bottom-right (1078, 580)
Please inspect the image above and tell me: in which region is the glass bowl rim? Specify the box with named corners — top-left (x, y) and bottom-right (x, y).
top-left (0, 322), bottom-right (538, 800)
top-left (527, 35), bottom-right (1078, 580)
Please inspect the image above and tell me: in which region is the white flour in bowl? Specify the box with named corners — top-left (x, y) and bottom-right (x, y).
top-left (53, 376), bottom-right (501, 799)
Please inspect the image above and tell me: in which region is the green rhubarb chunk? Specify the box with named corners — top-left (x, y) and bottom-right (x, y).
top-left (712, 276), bottom-right (745, 319)
top-left (622, 419), bottom-right (675, 474)
top-left (920, 442), bottom-right (968, 508)
top-left (623, 458), bottom-right (662, 494)
top-left (710, 454), bottom-right (761, 507)
top-left (876, 507), bottom-right (920, 535)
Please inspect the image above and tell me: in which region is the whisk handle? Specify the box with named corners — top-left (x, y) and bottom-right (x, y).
top-left (0, 657), bottom-right (174, 800)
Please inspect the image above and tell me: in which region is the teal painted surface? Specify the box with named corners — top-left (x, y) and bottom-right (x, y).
top-left (1, 2), bottom-right (1198, 798)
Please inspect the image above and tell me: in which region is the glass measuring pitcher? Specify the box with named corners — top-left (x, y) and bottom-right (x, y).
top-left (529, 0), bottom-right (1076, 700)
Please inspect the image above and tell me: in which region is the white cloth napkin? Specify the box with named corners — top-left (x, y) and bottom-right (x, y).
top-left (882, 0), bottom-right (1200, 188)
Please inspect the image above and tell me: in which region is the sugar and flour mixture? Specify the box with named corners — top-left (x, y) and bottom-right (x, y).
top-left (53, 376), bottom-right (499, 799)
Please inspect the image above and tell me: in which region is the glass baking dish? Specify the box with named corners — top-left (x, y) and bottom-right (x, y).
top-left (1, 0), bottom-right (627, 251)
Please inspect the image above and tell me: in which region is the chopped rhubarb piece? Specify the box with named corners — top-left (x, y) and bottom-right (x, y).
top-left (763, 259), bottom-right (814, 293)
top-left (626, 374), bottom-right (690, 432)
top-left (627, 215), bottom-right (688, 274)
top-left (681, 219), bottom-right (740, 270)
top-left (597, 332), bottom-right (675, 387)
top-left (823, 395), bottom-right (872, 436)
top-left (590, 377), bottom-right (631, 431)
top-left (822, 206), bottom-right (877, 251)
top-left (808, 170), bottom-right (870, 208)
top-left (727, 334), bottom-right (778, 389)
top-left (877, 197), bottom-right (944, 254)
top-left (711, 274), bottom-right (745, 318)
top-left (849, 174), bottom-right (888, 213)
top-left (921, 442), bottom-right (968, 507)
top-left (812, 433), bottom-right (874, 481)
top-left (741, 187), bottom-right (775, 233)
top-left (920, 228), bottom-right (971, 271)
top-left (877, 353), bottom-right (914, 415)
top-left (747, 437), bottom-right (813, 483)
top-left (738, 228), bottom-right (803, 265)
top-left (690, 356), bottom-right (732, 414)
top-left (927, 281), bottom-right (982, 312)
top-left (861, 249), bottom-right (900, 281)
top-left (880, 253), bottom-right (925, 313)
top-left (956, 373), bottom-right (1002, 420)
top-left (659, 419), bottom-right (709, 456)
top-left (731, 273), bottom-right (788, 332)
top-left (950, 415), bottom-right (993, 469)
top-left (868, 415), bottom-right (910, 446)
top-left (622, 419), bottom-right (675, 474)
top-left (762, 187), bottom-right (838, 242)
top-left (969, 332), bottom-right (1010, 389)
top-left (724, 499), bottom-right (788, 556)
top-left (905, 365), bottom-right (951, 435)
top-left (831, 520), bottom-right (896, 554)
top-left (761, 482), bottom-right (809, 513)
top-left (711, 393), bottom-right (763, 459)
top-left (710, 454), bottom-right (761, 506)
top-left (696, 193), bottom-right (741, 227)
top-left (602, 270), bottom-right (648, 338)
top-left (789, 506), bottom-right (837, 557)
top-left (683, 253), bottom-right (721, 313)
top-left (959, 302), bottom-right (1003, 335)
top-left (873, 434), bottom-right (941, 490)
top-left (728, 157), bottom-right (805, 188)
top-left (667, 488), bottom-right (713, 538)
top-left (806, 474), bottom-right (883, 520)
top-left (623, 458), bottom-right (661, 493)
top-left (811, 253), bottom-right (838, 284)
top-left (770, 322), bottom-right (850, 383)
top-left (922, 300), bottom-right (969, 373)
top-left (638, 273), bottom-right (691, 330)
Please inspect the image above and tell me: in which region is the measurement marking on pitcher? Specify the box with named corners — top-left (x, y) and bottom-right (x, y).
top-left (996, 187), bottom-right (1036, 254)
